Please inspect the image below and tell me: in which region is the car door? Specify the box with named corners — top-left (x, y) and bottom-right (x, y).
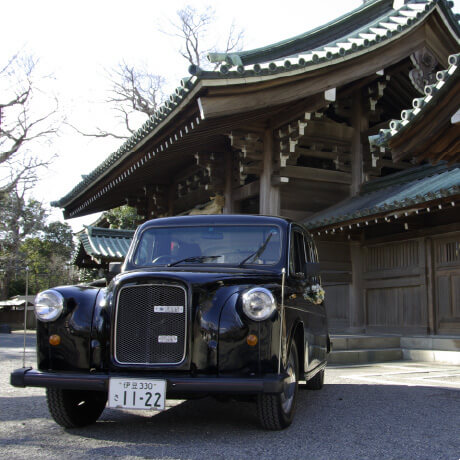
top-left (285, 225), bottom-right (328, 371)
top-left (284, 225), bottom-right (315, 372)
top-left (303, 231), bottom-right (328, 365)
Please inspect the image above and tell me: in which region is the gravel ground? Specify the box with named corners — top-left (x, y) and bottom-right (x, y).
top-left (1, 331), bottom-right (459, 460)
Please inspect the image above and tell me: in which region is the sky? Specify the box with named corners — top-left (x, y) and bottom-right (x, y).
top-left (1, 0), bottom-right (459, 232)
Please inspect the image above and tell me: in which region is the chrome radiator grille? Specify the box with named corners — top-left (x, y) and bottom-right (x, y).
top-left (114, 284), bottom-right (187, 365)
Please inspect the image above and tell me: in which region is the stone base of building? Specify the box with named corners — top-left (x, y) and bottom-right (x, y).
top-left (329, 334), bottom-right (460, 365)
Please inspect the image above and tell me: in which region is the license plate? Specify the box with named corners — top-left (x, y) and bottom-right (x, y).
top-left (108, 378), bottom-right (166, 410)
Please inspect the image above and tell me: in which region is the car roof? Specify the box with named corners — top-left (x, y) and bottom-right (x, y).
top-left (137, 214), bottom-right (292, 231)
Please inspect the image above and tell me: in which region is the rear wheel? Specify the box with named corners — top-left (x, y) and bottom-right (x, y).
top-left (46, 388), bottom-right (107, 428)
top-left (257, 341), bottom-right (298, 430)
top-left (306, 369), bottom-right (324, 390)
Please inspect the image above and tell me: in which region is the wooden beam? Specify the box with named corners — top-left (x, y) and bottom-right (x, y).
top-left (295, 146), bottom-right (349, 160)
top-left (281, 165), bottom-right (351, 184)
top-left (241, 163), bottom-right (262, 175)
top-left (271, 175), bottom-right (289, 186)
top-left (232, 180), bottom-right (260, 202)
top-left (272, 95), bottom-right (327, 130)
top-left (299, 120), bottom-right (354, 143)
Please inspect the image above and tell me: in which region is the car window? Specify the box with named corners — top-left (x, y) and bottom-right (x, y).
top-left (133, 225), bottom-right (282, 266)
top-left (290, 230), bottom-right (307, 275)
top-left (304, 235), bottom-right (317, 263)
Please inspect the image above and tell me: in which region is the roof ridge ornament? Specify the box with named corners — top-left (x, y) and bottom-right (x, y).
top-left (409, 48), bottom-right (438, 94)
top-left (207, 52), bottom-right (243, 67)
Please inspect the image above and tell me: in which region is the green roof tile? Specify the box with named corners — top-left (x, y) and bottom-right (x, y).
top-left (304, 163), bottom-right (460, 230)
top-left (73, 226), bottom-right (134, 263)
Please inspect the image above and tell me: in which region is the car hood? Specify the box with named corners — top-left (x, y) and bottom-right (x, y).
top-left (113, 267), bottom-right (282, 288)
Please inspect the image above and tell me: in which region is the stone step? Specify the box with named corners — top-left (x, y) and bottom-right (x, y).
top-left (328, 348), bottom-right (403, 365)
top-left (331, 335), bottom-right (401, 351)
top-left (328, 334), bottom-right (460, 364)
top-left (400, 336), bottom-right (460, 352)
top-left (402, 349), bottom-right (460, 365)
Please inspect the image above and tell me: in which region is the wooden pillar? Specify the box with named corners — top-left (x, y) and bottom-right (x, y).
top-left (223, 151), bottom-right (234, 214)
top-left (168, 184), bottom-right (175, 216)
top-left (349, 241), bottom-right (365, 332)
top-left (351, 90), bottom-right (368, 196)
top-left (145, 185), bottom-right (155, 220)
top-left (260, 127), bottom-right (280, 215)
top-left (425, 237), bottom-right (436, 334)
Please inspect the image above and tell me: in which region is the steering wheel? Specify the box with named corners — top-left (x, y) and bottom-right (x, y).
top-left (152, 255), bottom-right (174, 264)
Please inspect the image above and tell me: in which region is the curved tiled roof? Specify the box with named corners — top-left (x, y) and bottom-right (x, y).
top-left (74, 226), bottom-right (134, 262)
top-left (208, 0), bottom-right (404, 65)
top-left (53, 0), bottom-right (460, 211)
top-left (304, 163), bottom-right (460, 230)
top-left (369, 52), bottom-right (459, 149)
top-left (205, 0), bottom-right (459, 77)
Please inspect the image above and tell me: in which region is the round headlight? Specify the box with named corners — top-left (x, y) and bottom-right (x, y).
top-left (34, 290), bottom-right (64, 322)
top-left (242, 288), bottom-right (277, 321)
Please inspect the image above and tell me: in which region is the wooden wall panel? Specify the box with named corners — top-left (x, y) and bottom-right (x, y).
top-left (453, 275), bottom-right (460, 319)
top-left (316, 240), bottom-right (351, 332)
top-left (434, 234), bottom-right (460, 334)
top-left (324, 284), bottom-right (350, 332)
top-left (365, 240), bottom-right (419, 274)
top-left (363, 238), bottom-right (427, 333)
top-left (367, 286), bottom-right (425, 328)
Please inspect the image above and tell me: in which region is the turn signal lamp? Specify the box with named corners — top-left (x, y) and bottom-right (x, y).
top-left (49, 334), bottom-right (61, 346)
top-left (247, 334), bottom-right (258, 346)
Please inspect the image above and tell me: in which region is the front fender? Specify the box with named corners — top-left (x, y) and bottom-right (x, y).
top-left (218, 284), bottom-right (282, 375)
top-left (37, 285), bottom-right (100, 371)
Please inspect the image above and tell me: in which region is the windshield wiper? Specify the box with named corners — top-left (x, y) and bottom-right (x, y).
top-left (168, 255), bottom-right (221, 267)
top-left (238, 232), bottom-right (274, 267)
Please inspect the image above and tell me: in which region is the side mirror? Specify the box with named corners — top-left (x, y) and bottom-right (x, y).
top-left (108, 262), bottom-right (122, 276)
top-left (304, 262), bottom-right (320, 277)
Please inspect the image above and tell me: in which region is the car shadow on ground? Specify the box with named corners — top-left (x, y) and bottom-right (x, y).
top-left (3, 383), bottom-right (460, 458)
top-left (54, 383), bottom-right (460, 459)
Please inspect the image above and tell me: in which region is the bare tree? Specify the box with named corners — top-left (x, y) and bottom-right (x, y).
top-left (69, 62), bottom-right (166, 140)
top-left (169, 5), bottom-right (244, 69)
top-left (174, 5), bottom-right (213, 68)
top-left (71, 5), bottom-right (243, 141)
top-left (0, 54), bottom-right (59, 194)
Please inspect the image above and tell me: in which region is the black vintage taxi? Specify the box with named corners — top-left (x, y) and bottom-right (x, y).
top-left (11, 215), bottom-right (330, 430)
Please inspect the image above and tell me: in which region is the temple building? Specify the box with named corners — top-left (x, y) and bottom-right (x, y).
top-left (53, 0), bottom-right (460, 338)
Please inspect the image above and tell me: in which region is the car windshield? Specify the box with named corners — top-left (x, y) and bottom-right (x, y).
top-left (133, 225), bottom-right (282, 267)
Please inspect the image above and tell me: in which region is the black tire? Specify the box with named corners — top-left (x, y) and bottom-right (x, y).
top-left (257, 341), bottom-right (298, 430)
top-left (306, 369), bottom-right (324, 390)
top-left (46, 388), bottom-right (107, 428)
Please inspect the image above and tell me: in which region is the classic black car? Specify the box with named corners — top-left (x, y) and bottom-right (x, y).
top-left (11, 215), bottom-right (330, 430)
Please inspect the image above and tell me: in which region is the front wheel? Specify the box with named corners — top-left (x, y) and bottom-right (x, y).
top-left (46, 388), bottom-right (107, 428)
top-left (257, 341), bottom-right (298, 430)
